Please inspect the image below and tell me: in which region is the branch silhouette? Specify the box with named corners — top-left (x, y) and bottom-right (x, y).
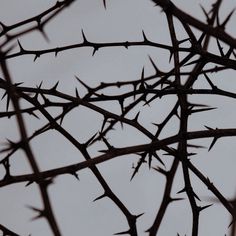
top-left (0, 0), bottom-right (236, 235)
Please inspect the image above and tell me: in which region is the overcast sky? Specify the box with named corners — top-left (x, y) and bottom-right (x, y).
top-left (0, 0), bottom-right (236, 235)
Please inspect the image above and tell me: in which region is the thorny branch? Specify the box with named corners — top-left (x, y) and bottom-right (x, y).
top-left (0, 0), bottom-right (236, 235)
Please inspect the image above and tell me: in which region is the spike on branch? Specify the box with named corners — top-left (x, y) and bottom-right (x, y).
top-left (184, 58), bottom-right (203, 67)
top-left (148, 55), bottom-right (163, 76)
top-left (188, 107), bottom-right (217, 115)
top-left (92, 46), bottom-right (99, 56)
top-left (114, 229), bottom-right (131, 235)
top-left (33, 53), bottom-right (40, 62)
top-left (198, 204), bottom-right (213, 212)
top-left (168, 197), bottom-right (185, 203)
top-left (130, 152), bottom-right (146, 181)
top-left (101, 115), bottom-right (108, 132)
top-left (84, 132), bottom-right (97, 147)
top-left (27, 205), bottom-right (46, 221)
top-left (34, 81), bottom-right (43, 100)
top-left (177, 187), bottom-right (186, 194)
top-left (81, 29), bottom-right (88, 43)
top-left (132, 83), bottom-right (137, 100)
top-left (139, 67), bottom-right (146, 91)
top-left (216, 39), bottom-right (224, 57)
top-left (225, 46), bottom-right (234, 58)
top-left (1, 90), bottom-right (10, 111)
top-left (218, 8), bottom-right (235, 29)
top-left (70, 171), bottom-right (79, 180)
top-left (149, 151), bottom-right (165, 167)
top-left (178, 38), bottom-right (190, 45)
top-left (17, 39), bottom-right (25, 52)
top-left (204, 125), bottom-right (214, 130)
top-left (28, 110), bottom-right (40, 119)
top-left (101, 135), bottom-right (114, 150)
top-left (208, 136), bottom-right (218, 151)
top-left (133, 112), bottom-right (140, 122)
top-left (93, 193), bottom-right (106, 202)
top-left (203, 73), bottom-right (218, 90)
top-left (193, 190), bottom-right (201, 201)
top-left (142, 30), bottom-right (148, 42)
top-left (118, 98), bottom-right (124, 114)
top-left (102, 0), bottom-right (106, 9)
top-left (55, 48), bottom-right (60, 57)
top-left (75, 88), bottom-right (80, 98)
top-left (25, 181), bottom-right (34, 187)
top-left (51, 81), bottom-right (59, 91)
top-left (75, 75), bottom-right (93, 93)
top-left (200, 4), bottom-right (210, 23)
top-left (152, 166), bottom-right (167, 176)
top-left (169, 50), bottom-right (173, 63)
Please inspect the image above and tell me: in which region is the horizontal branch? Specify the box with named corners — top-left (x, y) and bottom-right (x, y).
top-left (2, 127), bottom-right (236, 187)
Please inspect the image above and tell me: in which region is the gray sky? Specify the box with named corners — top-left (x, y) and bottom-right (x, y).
top-left (0, 0), bottom-right (236, 235)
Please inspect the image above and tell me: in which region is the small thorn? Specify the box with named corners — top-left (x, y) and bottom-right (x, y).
top-left (187, 143), bottom-right (205, 149)
top-left (130, 153), bottom-right (146, 181)
top-left (225, 46), bottom-right (234, 58)
top-left (51, 81), bottom-right (59, 91)
top-left (101, 116), bottom-right (108, 132)
top-left (75, 88), bottom-right (80, 98)
top-left (142, 30), bottom-right (148, 42)
top-left (27, 205), bottom-right (45, 221)
top-left (33, 53), bottom-right (40, 62)
top-left (151, 151), bottom-right (165, 166)
top-left (184, 58), bottom-right (202, 66)
top-left (220, 8), bottom-right (235, 29)
top-left (204, 125), bottom-right (213, 130)
top-left (178, 38), bottom-right (190, 45)
top-left (39, 27), bottom-right (50, 42)
top-left (84, 133), bottom-right (97, 147)
top-left (124, 41), bottom-right (129, 49)
top-left (200, 4), bottom-right (210, 23)
top-left (92, 47), bottom-right (98, 56)
top-left (216, 39), bottom-right (224, 57)
top-left (93, 193), bottom-right (106, 202)
top-left (114, 229), bottom-right (131, 235)
top-left (193, 191), bottom-right (201, 201)
top-left (133, 112), bottom-right (140, 122)
top-left (103, 0), bottom-right (106, 9)
top-left (132, 84), bottom-right (137, 100)
top-left (188, 107), bottom-right (216, 115)
top-left (169, 197), bottom-right (185, 202)
top-left (70, 171), bottom-right (79, 180)
top-left (148, 55), bottom-right (163, 75)
top-left (152, 166), bottom-right (167, 176)
top-left (81, 29), bottom-right (88, 43)
top-left (152, 122), bottom-right (160, 128)
top-left (17, 39), bottom-right (25, 52)
top-left (203, 73), bottom-right (218, 90)
top-left (55, 48), bottom-right (59, 57)
top-left (177, 187), bottom-right (186, 194)
top-left (101, 136), bottom-right (114, 150)
top-left (75, 76), bottom-right (92, 92)
top-left (118, 98), bottom-right (124, 113)
top-left (135, 212), bottom-right (144, 219)
top-left (139, 67), bottom-right (146, 90)
top-left (14, 82), bottom-right (24, 87)
top-left (199, 204), bottom-right (213, 212)
top-left (28, 111), bottom-right (40, 119)
top-left (208, 136), bottom-right (218, 151)
top-left (169, 51), bottom-right (173, 63)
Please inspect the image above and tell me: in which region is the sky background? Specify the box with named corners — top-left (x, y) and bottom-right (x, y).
top-left (0, 0), bottom-right (236, 235)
